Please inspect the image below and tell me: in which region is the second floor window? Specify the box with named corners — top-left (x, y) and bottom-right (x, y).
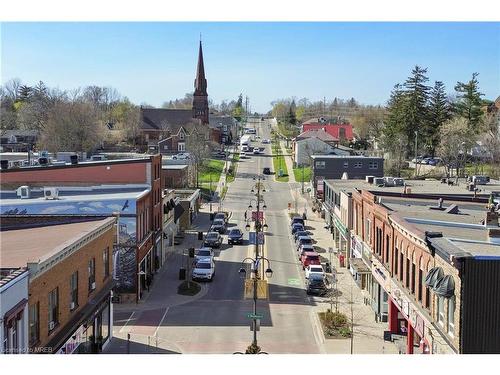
top-left (48, 288), bottom-right (59, 330)
top-left (70, 271), bottom-right (78, 309)
top-left (437, 295), bottom-right (445, 326)
top-left (29, 302), bottom-right (39, 345)
top-left (88, 258), bottom-right (96, 292)
top-left (448, 297), bottom-right (455, 336)
top-left (364, 219), bottom-right (371, 242)
top-left (103, 248), bottom-right (110, 278)
top-left (178, 142), bottom-right (185, 151)
top-left (369, 161), bottom-right (379, 169)
top-left (354, 162), bottom-right (362, 168)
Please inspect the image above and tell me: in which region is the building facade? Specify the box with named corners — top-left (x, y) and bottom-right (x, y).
top-left (0, 268), bottom-right (29, 354)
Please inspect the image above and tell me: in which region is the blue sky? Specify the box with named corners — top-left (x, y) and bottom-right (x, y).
top-left (1, 22), bottom-right (499, 112)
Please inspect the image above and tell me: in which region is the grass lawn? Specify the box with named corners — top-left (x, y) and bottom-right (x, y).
top-left (198, 159), bottom-right (225, 190)
top-left (465, 163), bottom-right (500, 179)
top-left (271, 140), bottom-right (289, 182)
top-left (293, 166), bottom-right (311, 183)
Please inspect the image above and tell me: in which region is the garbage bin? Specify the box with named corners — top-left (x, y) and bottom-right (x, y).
top-left (198, 231), bottom-right (203, 240)
top-left (179, 268), bottom-right (186, 280)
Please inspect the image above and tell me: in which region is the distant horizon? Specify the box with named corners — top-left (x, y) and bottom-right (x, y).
top-left (2, 22), bottom-right (499, 113)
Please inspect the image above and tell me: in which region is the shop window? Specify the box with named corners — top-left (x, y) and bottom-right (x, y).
top-left (48, 288), bottom-right (59, 331)
top-left (103, 248), bottom-right (110, 279)
top-left (447, 296), bottom-right (455, 336)
top-left (29, 302), bottom-right (40, 345)
top-left (70, 271), bottom-right (78, 310)
top-left (88, 258), bottom-right (96, 292)
top-left (437, 296), bottom-right (445, 326)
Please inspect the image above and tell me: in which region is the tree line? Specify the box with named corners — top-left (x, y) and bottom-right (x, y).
top-left (1, 79), bottom-right (140, 152)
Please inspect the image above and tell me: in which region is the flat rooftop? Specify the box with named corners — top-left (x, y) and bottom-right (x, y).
top-left (1, 218), bottom-right (115, 268)
top-left (162, 164), bottom-right (188, 170)
top-left (324, 178), bottom-right (500, 196)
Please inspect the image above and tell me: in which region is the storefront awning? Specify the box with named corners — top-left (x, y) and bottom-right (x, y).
top-left (174, 203), bottom-right (185, 221)
top-left (424, 267), bottom-right (444, 288)
top-left (434, 275), bottom-right (455, 298)
top-left (349, 258), bottom-right (371, 274)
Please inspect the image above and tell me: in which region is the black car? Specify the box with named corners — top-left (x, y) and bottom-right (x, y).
top-left (294, 230), bottom-right (309, 242)
top-left (204, 232), bottom-right (222, 248)
top-left (263, 167), bottom-right (271, 175)
top-left (291, 223), bottom-right (304, 235)
top-left (290, 216), bottom-right (305, 227)
top-left (211, 218), bottom-right (226, 234)
top-left (213, 212), bottom-right (228, 224)
top-left (306, 274), bottom-right (330, 296)
top-left (227, 228), bottom-right (244, 245)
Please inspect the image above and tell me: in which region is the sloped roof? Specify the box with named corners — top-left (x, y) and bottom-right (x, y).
top-left (295, 128), bottom-right (338, 142)
top-left (0, 130), bottom-right (39, 137)
top-left (209, 115), bottom-right (236, 129)
top-left (140, 108), bottom-right (199, 132)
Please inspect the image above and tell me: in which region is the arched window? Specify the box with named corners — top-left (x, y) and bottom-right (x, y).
top-left (448, 296), bottom-right (455, 336)
top-left (425, 261), bottom-right (431, 309)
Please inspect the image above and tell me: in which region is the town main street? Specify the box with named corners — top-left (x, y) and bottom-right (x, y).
top-left (108, 119), bottom-right (324, 354)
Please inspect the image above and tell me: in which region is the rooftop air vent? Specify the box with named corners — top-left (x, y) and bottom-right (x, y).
top-left (44, 187), bottom-right (59, 200)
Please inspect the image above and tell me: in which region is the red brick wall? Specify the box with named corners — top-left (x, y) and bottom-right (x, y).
top-left (28, 222), bottom-right (115, 349)
top-left (162, 168), bottom-right (188, 189)
top-left (1, 163), bottom-right (147, 185)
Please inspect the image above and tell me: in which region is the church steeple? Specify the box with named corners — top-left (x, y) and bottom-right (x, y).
top-left (192, 39), bottom-right (209, 124)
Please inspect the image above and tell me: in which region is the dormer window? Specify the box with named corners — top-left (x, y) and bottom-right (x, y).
top-left (179, 131), bottom-right (185, 140)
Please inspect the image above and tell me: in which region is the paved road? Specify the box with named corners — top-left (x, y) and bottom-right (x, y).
top-left (110, 119), bottom-right (323, 354)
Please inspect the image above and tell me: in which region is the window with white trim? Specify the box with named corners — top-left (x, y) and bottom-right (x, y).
top-left (447, 296), bottom-right (455, 336)
top-left (315, 161), bottom-right (325, 169)
top-left (369, 161), bottom-right (379, 169)
top-left (354, 161), bottom-right (362, 168)
top-left (178, 142), bottom-right (185, 152)
top-left (343, 161), bottom-right (349, 168)
top-left (437, 295), bottom-right (445, 326)
top-left (179, 131), bottom-right (185, 140)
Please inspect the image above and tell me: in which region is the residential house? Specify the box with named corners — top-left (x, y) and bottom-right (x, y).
top-left (301, 118), bottom-right (354, 142)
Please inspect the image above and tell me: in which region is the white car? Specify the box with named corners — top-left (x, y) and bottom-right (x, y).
top-left (305, 264), bottom-right (325, 279)
top-left (262, 139), bottom-right (270, 144)
top-left (253, 148), bottom-right (260, 155)
top-left (239, 152), bottom-right (247, 159)
top-left (192, 258), bottom-right (215, 281)
top-left (195, 247), bottom-right (214, 262)
top-left (172, 153), bottom-right (191, 160)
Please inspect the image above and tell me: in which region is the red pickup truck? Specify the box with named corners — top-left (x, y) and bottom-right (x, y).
top-left (300, 251), bottom-right (321, 270)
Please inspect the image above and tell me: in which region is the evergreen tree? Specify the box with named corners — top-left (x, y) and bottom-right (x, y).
top-left (288, 99), bottom-right (297, 125)
top-left (232, 93), bottom-right (244, 121)
top-left (403, 65), bottom-right (430, 156)
top-left (18, 85), bottom-right (33, 102)
top-left (453, 72), bottom-right (484, 131)
top-left (425, 81), bottom-right (451, 156)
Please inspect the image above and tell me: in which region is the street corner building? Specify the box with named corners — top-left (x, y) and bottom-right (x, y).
top-left (0, 218), bottom-right (116, 354)
top-left (319, 178), bottom-right (500, 354)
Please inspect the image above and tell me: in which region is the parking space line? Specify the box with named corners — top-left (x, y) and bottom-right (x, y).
top-left (153, 307), bottom-right (169, 337)
top-left (118, 311), bottom-right (136, 334)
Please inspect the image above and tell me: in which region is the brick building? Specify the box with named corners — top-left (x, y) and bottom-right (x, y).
top-left (1, 218), bottom-right (116, 354)
top-left (321, 178), bottom-right (500, 354)
top-left (301, 118), bottom-right (354, 142)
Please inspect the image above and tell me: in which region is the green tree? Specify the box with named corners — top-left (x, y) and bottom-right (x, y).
top-left (403, 65), bottom-right (430, 156)
top-left (425, 81), bottom-right (451, 156)
top-left (288, 99), bottom-right (297, 125)
top-left (453, 72), bottom-right (484, 131)
top-left (232, 93), bottom-right (244, 121)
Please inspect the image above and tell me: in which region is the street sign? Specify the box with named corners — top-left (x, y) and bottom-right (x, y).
top-left (251, 211), bottom-right (264, 221)
top-left (246, 313), bottom-right (264, 319)
top-left (249, 232), bottom-right (265, 245)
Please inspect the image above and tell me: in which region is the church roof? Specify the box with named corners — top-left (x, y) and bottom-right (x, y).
top-left (140, 108), bottom-right (199, 132)
top-left (194, 40), bottom-right (207, 96)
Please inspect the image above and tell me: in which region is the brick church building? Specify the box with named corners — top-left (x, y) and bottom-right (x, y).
top-left (138, 41), bottom-right (221, 153)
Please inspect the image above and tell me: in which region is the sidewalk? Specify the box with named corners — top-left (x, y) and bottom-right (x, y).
top-left (290, 191), bottom-right (399, 354)
top-left (104, 213), bottom-right (214, 354)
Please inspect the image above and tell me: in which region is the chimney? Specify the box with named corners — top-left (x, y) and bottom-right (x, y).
top-left (488, 228), bottom-right (500, 244)
top-left (485, 210), bottom-right (499, 228)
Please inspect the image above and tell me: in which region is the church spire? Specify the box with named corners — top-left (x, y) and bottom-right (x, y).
top-left (194, 39), bottom-right (207, 95)
top-left (192, 38), bottom-right (209, 124)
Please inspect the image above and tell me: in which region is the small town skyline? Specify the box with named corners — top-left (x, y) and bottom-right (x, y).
top-left (2, 22), bottom-right (499, 112)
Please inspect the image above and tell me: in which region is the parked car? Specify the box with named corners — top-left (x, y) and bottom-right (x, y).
top-left (263, 167), bottom-right (271, 175)
top-left (211, 219), bottom-right (226, 234)
top-left (204, 231), bottom-right (222, 248)
top-left (227, 228), bottom-right (244, 245)
top-left (262, 139), bottom-right (270, 144)
top-left (291, 223), bottom-right (304, 235)
top-left (306, 274), bottom-right (329, 296)
top-left (298, 244), bottom-right (316, 260)
top-left (290, 216), bottom-right (305, 228)
top-left (239, 152), bottom-right (247, 159)
top-left (253, 148), bottom-right (260, 155)
top-left (195, 247), bottom-right (214, 262)
top-left (296, 236), bottom-right (313, 250)
top-left (305, 264), bottom-right (325, 279)
top-left (301, 251), bottom-right (321, 270)
top-left (294, 230), bottom-right (309, 242)
top-left (172, 152), bottom-right (191, 160)
top-left (427, 158), bottom-right (440, 166)
top-left (192, 258), bottom-right (215, 281)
